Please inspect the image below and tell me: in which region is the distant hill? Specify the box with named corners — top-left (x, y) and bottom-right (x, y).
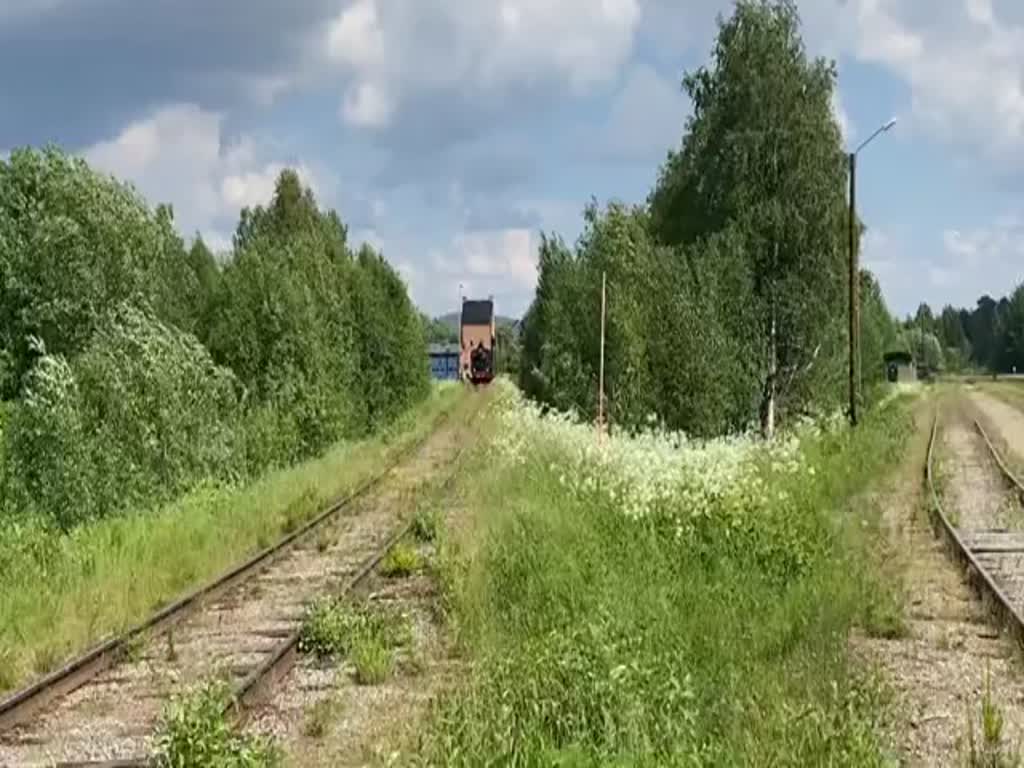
top-left (436, 312), bottom-right (519, 330)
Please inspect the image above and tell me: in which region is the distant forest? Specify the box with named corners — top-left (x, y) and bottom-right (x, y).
top-left (903, 283), bottom-right (1024, 374)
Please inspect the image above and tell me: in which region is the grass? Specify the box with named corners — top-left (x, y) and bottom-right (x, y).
top-left (380, 541), bottom-right (422, 578)
top-left (153, 679), bottom-right (281, 767)
top-left (410, 386), bottom-right (913, 766)
top-left (961, 663), bottom-right (1021, 767)
top-left (302, 695), bottom-right (343, 740)
top-left (351, 635), bottom-right (395, 685)
top-left (0, 383), bottom-right (464, 694)
top-left (298, 596), bottom-right (411, 686)
top-left (411, 505), bottom-right (440, 543)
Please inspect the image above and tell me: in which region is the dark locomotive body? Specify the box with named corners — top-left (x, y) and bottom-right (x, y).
top-left (460, 298), bottom-right (496, 385)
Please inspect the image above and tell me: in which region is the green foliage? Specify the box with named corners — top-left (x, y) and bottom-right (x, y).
top-left (422, 314), bottom-right (458, 345)
top-left (298, 597), bottom-right (411, 668)
top-left (0, 148), bottom-right (195, 398)
top-left (351, 634), bottom-right (395, 685)
top-left (0, 149), bottom-right (428, 531)
top-left (0, 387), bottom-right (462, 694)
top-left (412, 505), bottom-right (440, 543)
top-left (648, 0), bottom-right (850, 430)
top-left (380, 541), bottom-right (422, 578)
top-left (3, 306), bottom-right (242, 528)
top-left (415, 394), bottom-right (910, 765)
top-left (153, 680), bottom-right (282, 768)
top-left (352, 244), bottom-right (431, 429)
top-left (898, 326), bottom-right (944, 373)
top-left (522, 1), bottom-right (885, 435)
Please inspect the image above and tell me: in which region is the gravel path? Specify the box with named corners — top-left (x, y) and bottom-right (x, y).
top-left (0, 416), bottom-right (466, 768)
top-left (854, 402), bottom-right (1024, 766)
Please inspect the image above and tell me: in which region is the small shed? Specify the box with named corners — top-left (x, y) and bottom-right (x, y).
top-left (884, 350), bottom-right (916, 383)
top-left (427, 343), bottom-right (461, 381)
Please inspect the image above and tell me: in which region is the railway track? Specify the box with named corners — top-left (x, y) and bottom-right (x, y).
top-left (0, 397), bottom-right (483, 768)
top-left (925, 405), bottom-right (1024, 649)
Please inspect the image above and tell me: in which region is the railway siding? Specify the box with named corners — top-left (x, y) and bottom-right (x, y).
top-left (0, 401), bottom-right (479, 768)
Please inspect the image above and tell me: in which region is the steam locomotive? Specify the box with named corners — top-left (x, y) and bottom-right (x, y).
top-left (460, 298), bottom-right (496, 385)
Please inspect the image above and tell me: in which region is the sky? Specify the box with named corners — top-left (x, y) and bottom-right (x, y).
top-left (2, 0), bottom-right (1023, 321)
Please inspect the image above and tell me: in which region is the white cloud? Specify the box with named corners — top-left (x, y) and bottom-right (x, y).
top-left (598, 64), bottom-right (690, 161)
top-left (323, 0), bottom-right (642, 128)
top-left (835, 0), bottom-right (1024, 159)
top-left (341, 81), bottom-right (394, 127)
top-left (831, 90), bottom-right (855, 144)
top-left (83, 103), bottom-right (322, 242)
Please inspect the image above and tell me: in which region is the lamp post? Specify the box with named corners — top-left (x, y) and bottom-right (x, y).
top-left (848, 118), bottom-right (897, 427)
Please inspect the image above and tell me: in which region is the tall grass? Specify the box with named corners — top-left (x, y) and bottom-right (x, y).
top-left (0, 383), bottom-right (464, 694)
top-left (415, 382), bottom-right (911, 765)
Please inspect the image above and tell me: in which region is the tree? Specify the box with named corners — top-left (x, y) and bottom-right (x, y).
top-left (648, 0), bottom-right (849, 435)
top-left (859, 269), bottom-right (899, 395)
top-left (0, 147), bottom-right (191, 397)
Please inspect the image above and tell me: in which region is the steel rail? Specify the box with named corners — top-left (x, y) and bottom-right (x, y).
top-left (52, 403), bottom-right (481, 768)
top-left (973, 417), bottom-right (1024, 502)
top-left (925, 407), bottom-right (1024, 648)
top-left (0, 404), bottom-right (458, 737)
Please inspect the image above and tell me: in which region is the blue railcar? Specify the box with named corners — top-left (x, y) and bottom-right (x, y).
top-left (427, 343), bottom-right (460, 381)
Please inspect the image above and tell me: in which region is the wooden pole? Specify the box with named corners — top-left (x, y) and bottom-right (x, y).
top-left (598, 271), bottom-right (607, 438)
top-left (848, 151), bottom-right (859, 426)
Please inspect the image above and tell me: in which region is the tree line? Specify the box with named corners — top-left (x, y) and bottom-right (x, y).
top-left (519, 0), bottom-right (899, 437)
top-left (0, 148), bottom-right (429, 529)
top-left (906, 287), bottom-right (1024, 375)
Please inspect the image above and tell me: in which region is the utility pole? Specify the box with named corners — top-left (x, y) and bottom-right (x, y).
top-left (598, 271), bottom-right (607, 439)
top-left (847, 118), bottom-right (896, 427)
top-left (848, 151), bottom-right (859, 427)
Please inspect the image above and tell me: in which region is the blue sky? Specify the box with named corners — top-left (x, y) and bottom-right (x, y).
top-left (2, 0), bottom-right (1023, 321)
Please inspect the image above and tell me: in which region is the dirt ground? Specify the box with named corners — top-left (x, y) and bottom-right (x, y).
top-left (853, 395), bottom-right (1024, 766)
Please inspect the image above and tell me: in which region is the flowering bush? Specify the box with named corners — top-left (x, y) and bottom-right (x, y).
top-left (486, 380), bottom-right (835, 579)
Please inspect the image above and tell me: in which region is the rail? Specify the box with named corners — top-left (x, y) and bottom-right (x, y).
top-left (0, 404), bottom-right (457, 737)
top-left (924, 407), bottom-right (1024, 648)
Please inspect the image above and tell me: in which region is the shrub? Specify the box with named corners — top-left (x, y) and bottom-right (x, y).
top-left (153, 680), bottom-right (281, 768)
top-left (2, 307), bottom-right (243, 527)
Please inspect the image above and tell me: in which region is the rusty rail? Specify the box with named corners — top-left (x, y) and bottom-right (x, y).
top-left (925, 407), bottom-right (1024, 648)
top-left (33, 394), bottom-right (485, 768)
top-left (0, 406), bottom-right (456, 738)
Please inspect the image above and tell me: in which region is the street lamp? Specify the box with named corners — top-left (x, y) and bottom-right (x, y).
top-left (848, 117), bottom-right (897, 427)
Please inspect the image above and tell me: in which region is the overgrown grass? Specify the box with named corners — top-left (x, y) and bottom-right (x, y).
top-left (298, 596), bottom-right (411, 686)
top-left (153, 679), bottom-right (281, 768)
top-left (412, 383), bottom-right (912, 765)
top-left (380, 541), bottom-right (423, 578)
top-left (0, 383), bottom-right (463, 694)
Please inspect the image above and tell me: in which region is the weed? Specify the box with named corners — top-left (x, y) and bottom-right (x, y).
top-left (962, 664), bottom-right (1021, 768)
top-left (0, 647), bottom-right (17, 692)
top-left (412, 506), bottom-right (440, 543)
top-left (860, 582), bottom-right (909, 640)
top-left (413, 381), bottom-right (914, 765)
top-left (31, 643), bottom-right (62, 676)
top-left (280, 489), bottom-right (319, 535)
top-left (122, 633), bottom-right (145, 664)
top-left (380, 542), bottom-right (421, 578)
top-left (302, 696), bottom-right (342, 739)
top-left (299, 597), bottom-right (410, 685)
top-left (316, 530), bottom-right (334, 553)
top-left (153, 679), bottom-right (281, 768)
top-left (351, 635), bottom-right (394, 685)
top-left (166, 629), bottom-right (178, 663)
